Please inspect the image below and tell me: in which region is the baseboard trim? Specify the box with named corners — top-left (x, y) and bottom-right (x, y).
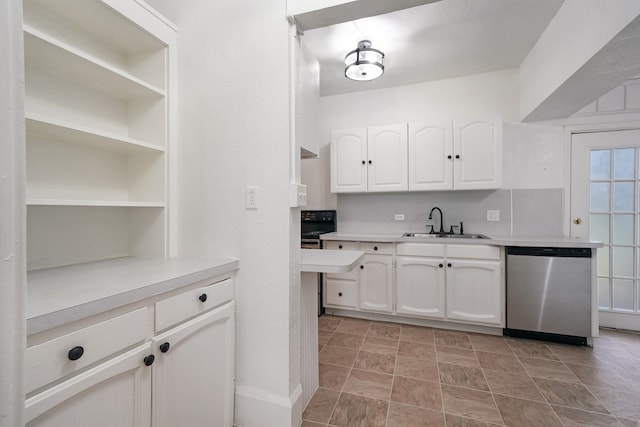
top-left (234, 383), bottom-right (302, 427)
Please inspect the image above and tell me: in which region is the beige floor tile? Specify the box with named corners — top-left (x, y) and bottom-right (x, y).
top-left (361, 336), bottom-right (399, 355)
top-left (335, 318), bottom-right (371, 335)
top-left (329, 392), bottom-right (388, 427)
top-left (395, 356), bottom-right (440, 382)
top-left (438, 363), bottom-right (489, 391)
top-left (318, 316), bottom-right (342, 332)
top-left (398, 341), bottom-right (437, 360)
top-left (568, 363), bottom-right (639, 394)
top-left (434, 330), bottom-right (473, 349)
top-left (493, 394), bottom-right (563, 427)
top-left (519, 356), bottom-right (580, 382)
top-left (436, 346), bottom-right (480, 367)
top-left (301, 421), bottom-right (326, 427)
top-left (390, 376), bottom-right (442, 410)
top-left (617, 417), bottom-right (640, 427)
top-left (533, 377), bottom-right (609, 413)
top-left (476, 351), bottom-right (526, 375)
top-left (468, 333), bottom-right (513, 354)
top-left (588, 385), bottom-right (640, 421)
top-left (319, 345), bottom-right (358, 367)
top-left (368, 322), bottom-right (402, 340)
top-left (440, 384), bottom-right (502, 425)
top-left (552, 405), bottom-right (623, 427)
top-left (483, 369), bottom-right (545, 401)
top-left (326, 332), bottom-right (364, 350)
top-left (318, 329), bottom-right (334, 340)
top-left (386, 402), bottom-right (445, 427)
top-left (343, 368), bottom-right (393, 400)
top-left (319, 363), bottom-right (350, 391)
top-left (444, 413), bottom-right (504, 427)
top-left (303, 387), bottom-right (340, 423)
top-left (506, 339), bottom-right (559, 360)
top-left (354, 350), bottom-right (396, 374)
top-left (400, 325), bottom-right (435, 344)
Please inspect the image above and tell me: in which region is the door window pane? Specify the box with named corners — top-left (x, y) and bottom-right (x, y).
top-left (590, 214), bottom-right (610, 244)
top-left (591, 150), bottom-right (611, 180)
top-left (614, 182), bottom-right (635, 211)
top-left (613, 247), bottom-right (634, 277)
top-left (613, 214), bottom-right (634, 246)
top-left (591, 183), bottom-right (611, 212)
top-left (597, 246), bottom-right (610, 276)
top-left (614, 148), bottom-right (635, 179)
top-left (612, 279), bottom-right (635, 311)
top-left (598, 278), bottom-right (611, 310)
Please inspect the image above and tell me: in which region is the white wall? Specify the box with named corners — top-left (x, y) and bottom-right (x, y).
top-left (143, 1), bottom-right (301, 425)
top-left (0, 0), bottom-right (26, 425)
top-left (303, 68), bottom-right (565, 210)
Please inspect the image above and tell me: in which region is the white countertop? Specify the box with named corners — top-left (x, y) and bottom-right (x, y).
top-left (301, 249), bottom-right (364, 273)
top-left (321, 232), bottom-right (603, 248)
top-left (27, 256), bottom-right (239, 335)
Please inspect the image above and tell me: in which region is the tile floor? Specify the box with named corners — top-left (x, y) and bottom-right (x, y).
top-left (302, 315), bottom-right (640, 427)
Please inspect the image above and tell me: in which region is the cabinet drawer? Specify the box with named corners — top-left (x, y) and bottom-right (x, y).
top-left (397, 242), bottom-right (445, 257)
top-left (155, 278), bottom-right (233, 332)
top-left (325, 241), bottom-right (359, 251)
top-left (360, 242), bottom-right (393, 255)
top-left (25, 307), bottom-right (149, 394)
top-left (446, 244), bottom-right (500, 260)
top-left (325, 280), bottom-right (357, 307)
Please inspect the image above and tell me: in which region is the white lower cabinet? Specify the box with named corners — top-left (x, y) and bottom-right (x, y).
top-left (395, 256), bottom-right (445, 319)
top-left (446, 259), bottom-right (501, 324)
top-left (152, 303), bottom-right (234, 427)
top-left (25, 277), bottom-right (235, 427)
top-left (359, 243), bottom-right (393, 313)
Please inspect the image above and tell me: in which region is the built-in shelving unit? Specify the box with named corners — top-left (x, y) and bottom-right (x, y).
top-left (24, 0), bottom-right (176, 271)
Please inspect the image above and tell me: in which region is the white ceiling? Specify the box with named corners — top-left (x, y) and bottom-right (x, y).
top-left (301, 0), bottom-right (565, 96)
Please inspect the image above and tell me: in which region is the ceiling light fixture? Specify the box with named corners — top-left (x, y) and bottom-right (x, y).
top-left (344, 40), bottom-right (384, 81)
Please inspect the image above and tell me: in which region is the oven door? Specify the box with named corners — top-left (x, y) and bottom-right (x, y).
top-left (301, 239), bottom-right (321, 249)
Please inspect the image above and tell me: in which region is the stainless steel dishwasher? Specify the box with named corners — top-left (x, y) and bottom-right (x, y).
top-left (504, 246), bottom-right (592, 345)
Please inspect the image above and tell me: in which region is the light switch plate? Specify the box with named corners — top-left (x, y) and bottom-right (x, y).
top-left (246, 186), bottom-right (258, 209)
top-left (290, 183), bottom-right (307, 207)
top-left (486, 210), bottom-right (500, 221)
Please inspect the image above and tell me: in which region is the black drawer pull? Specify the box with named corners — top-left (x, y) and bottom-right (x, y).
top-left (455, 154), bottom-right (461, 159)
top-left (68, 346), bottom-right (84, 361)
top-left (447, 263), bottom-right (452, 267)
top-left (338, 292), bottom-right (343, 297)
top-left (199, 294), bottom-right (208, 303)
top-left (360, 265), bottom-right (364, 269)
top-left (144, 355), bottom-right (155, 366)
top-left (438, 263), bottom-right (443, 268)
top-left (159, 342), bottom-right (170, 353)
top-left (447, 155), bottom-right (452, 159)
top-left (373, 246), bottom-right (378, 251)
top-left (338, 244), bottom-right (343, 249)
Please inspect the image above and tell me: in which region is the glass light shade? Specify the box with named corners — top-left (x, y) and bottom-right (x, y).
top-left (344, 40), bottom-right (384, 81)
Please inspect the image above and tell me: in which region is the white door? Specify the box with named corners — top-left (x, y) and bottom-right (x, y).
top-left (571, 129), bottom-right (640, 331)
top-left (152, 303), bottom-right (235, 427)
top-left (453, 117), bottom-right (503, 190)
top-left (446, 259), bottom-right (502, 325)
top-left (359, 254), bottom-right (393, 312)
top-left (330, 128), bottom-right (367, 192)
top-left (25, 343), bottom-right (152, 427)
top-left (395, 257), bottom-right (446, 319)
top-left (367, 123), bottom-right (408, 192)
top-left (408, 120), bottom-right (453, 191)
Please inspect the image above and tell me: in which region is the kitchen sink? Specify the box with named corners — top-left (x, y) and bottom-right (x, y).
top-left (402, 232), bottom-right (490, 239)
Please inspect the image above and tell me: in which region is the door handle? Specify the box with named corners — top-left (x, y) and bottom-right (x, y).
top-left (573, 217), bottom-right (582, 225)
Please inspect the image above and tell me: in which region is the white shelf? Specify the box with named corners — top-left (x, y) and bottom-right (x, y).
top-left (27, 199), bottom-right (165, 208)
top-left (24, 27), bottom-right (165, 101)
top-left (26, 113), bottom-right (165, 154)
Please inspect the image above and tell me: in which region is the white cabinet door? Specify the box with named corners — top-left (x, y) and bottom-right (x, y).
top-left (408, 120), bottom-right (453, 191)
top-left (396, 257), bottom-right (446, 319)
top-left (152, 302), bottom-right (235, 427)
top-left (453, 118), bottom-right (503, 190)
top-left (359, 254), bottom-right (393, 313)
top-left (330, 128), bottom-right (367, 192)
top-left (446, 259), bottom-right (502, 325)
top-left (25, 343), bottom-right (152, 427)
top-left (367, 124), bottom-right (408, 192)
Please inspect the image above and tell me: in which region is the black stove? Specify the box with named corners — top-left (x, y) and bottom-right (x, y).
top-left (301, 210), bottom-right (337, 245)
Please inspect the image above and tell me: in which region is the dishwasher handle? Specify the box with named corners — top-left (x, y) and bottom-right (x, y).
top-left (506, 246), bottom-right (591, 258)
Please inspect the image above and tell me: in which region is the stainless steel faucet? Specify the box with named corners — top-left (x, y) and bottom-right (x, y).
top-left (428, 207), bottom-right (445, 234)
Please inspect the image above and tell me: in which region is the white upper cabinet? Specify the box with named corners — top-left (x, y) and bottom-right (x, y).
top-left (408, 120), bottom-right (453, 191)
top-left (331, 124), bottom-right (407, 193)
top-left (453, 117), bottom-right (503, 190)
top-left (367, 124), bottom-right (408, 192)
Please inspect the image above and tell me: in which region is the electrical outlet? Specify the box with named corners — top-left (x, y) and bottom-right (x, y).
top-left (246, 186), bottom-right (258, 209)
top-left (487, 210), bottom-right (500, 221)
top-left (394, 214), bottom-right (405, 221)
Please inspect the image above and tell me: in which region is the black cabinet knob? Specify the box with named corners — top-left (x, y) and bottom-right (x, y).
top-left (361, 160), bottom-right (365, 165)
top-left (447, 263), bottom-right (452, 267)
top-left (455, 154), bottom-right (460, 159)
top-left (338, 244), bottom-right (343, 249)
top-left (438, 263), bottom-right (443, 268)
top-left (368, 160), bottom-right (372, 164)
top-left (159, 342), bottom-right (170, 353)
top-left (144, 355), bottom-right (155, 366)
top-left (373, 246), bottom-right (378, 251)
top-left (338, 292), bottom-right (343, 297)
top-left (199, 294), bottom-right (208, 302)
top-left (360, 265), bottom-right (364, 269)
top-left (447, 155), bottom-right (452, 159)
top-left (68, 346), bottom-right (84, 361)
